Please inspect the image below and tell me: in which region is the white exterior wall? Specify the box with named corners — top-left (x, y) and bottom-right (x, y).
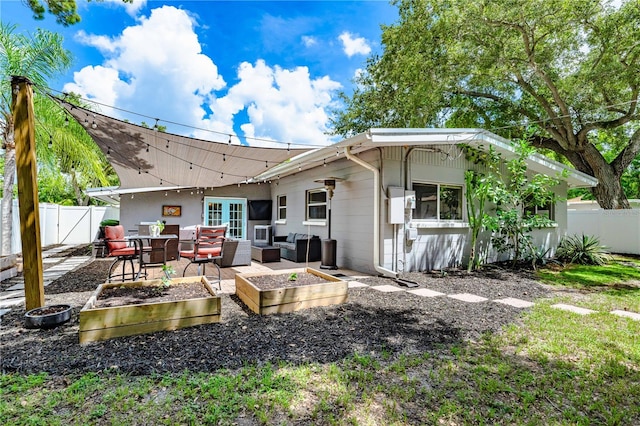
top-left (271, 153), bottom-right (377, 274)
top-left (120, 184), bottom-right (271, 241)
top-left (268, 146), bottom-right (569, 274)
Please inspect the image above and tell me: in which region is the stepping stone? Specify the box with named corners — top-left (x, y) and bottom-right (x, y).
top-left (494, 297), bottom-right (534, 308)
top-left (0, 290), bottom-right (23, 300)
top-left (0, 297), bottom-right (24, 308)
top-left (347, 281), bottom-right (369, 288)
top-left (448, 293), bottom-right (488, 303)
top-left (43, 257), bottom-right (64, 264)
top-left (370, 284), bottom-right (404, 293)
top-left (551, 303), bottom-right (596, 315)
top-left (611, 310), bottom-right (640, 321)
top-left (6, 283), bottom-right (24, 291)
top-left (407, 288), bottom-right (445, 297)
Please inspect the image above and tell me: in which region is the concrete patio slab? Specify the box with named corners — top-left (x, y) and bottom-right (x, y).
top-left (407, 288), bottom-right (446, 298)
top-left (551, 303), bottom-right (596, 315)
top-left (448, 293), bottom-right (488, 303)
top-left (347, 281), bottom-right (369, 289)
top-left (370, 284), bottom-right (404, 293)
top-left (494, 297), bottom-right (535, 308)
top-left (611, 310), bottom-right (640, 321)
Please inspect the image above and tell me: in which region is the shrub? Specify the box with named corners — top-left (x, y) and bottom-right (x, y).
top-left (556, 234), bottom-right (610, 265)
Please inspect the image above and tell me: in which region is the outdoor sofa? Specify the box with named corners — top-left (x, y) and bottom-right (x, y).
top-left (273, 233), bottom-right (321, 262)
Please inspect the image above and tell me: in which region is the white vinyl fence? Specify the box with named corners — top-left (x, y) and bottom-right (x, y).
top-left (0, 200), bottom-right (119, 255)
top-left (567, 209), bottom-right (640, 255)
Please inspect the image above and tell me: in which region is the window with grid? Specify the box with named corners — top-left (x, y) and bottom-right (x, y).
top-left (277, 195), bottom-right (287, 221)
top-left (306, 189), bottom-right (327, 221)
top-left (413, 183), bottom-right (463, 221)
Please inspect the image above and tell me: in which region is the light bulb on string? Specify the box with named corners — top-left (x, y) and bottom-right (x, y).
top-left (146, 144), bottom-right (150, 153)
top-left (107, 147), bottom-right (111, 155)
top-left (63, 116), bottom-right (69, 127)
top-left (265, 161), bottom-right (268, 168)
top-left (165, 192), bottom-right (168, 196)
top-left (166, 140), bottom-right (170, 149)
top-left (228, 135), bottom-right (232, 145)
top-left (223, 153), bottom-right (226, 162)
top-left (323, 158), bottom-right (327, 167)
top-left (48, 135), bottom-right (53, 148)
top-left (189, 163), bottom-right (193, 170)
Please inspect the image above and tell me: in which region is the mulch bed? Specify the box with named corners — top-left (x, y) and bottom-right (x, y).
top-left (0, 249), bottom-right (553, 376)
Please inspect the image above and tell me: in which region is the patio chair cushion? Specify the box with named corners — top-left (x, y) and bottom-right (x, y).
top-left (104, 225), bottom-right (127, 252)
top-left (109, 246), bottom-right (137, 257)
top-left (286, 232), bottom-right (296, 243)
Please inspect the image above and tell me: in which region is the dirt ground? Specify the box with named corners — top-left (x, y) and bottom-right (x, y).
top-left (0, 248), bottom-right (552, 376)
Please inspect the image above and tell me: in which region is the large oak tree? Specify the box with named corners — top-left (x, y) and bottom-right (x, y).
top-left (332, 0), bottom-right (640, 209)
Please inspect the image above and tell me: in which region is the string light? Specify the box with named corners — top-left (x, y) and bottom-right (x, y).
top-left (146, 143), bottom-right (150, 153)
top-left (298, 165), bottom-right (302, 171)
top-left (287, 143), bottom-right (290, 153)
top-left (131, 194), bottom-right (134, 199)
top-left (48, 135), bottom-right (53, 148)
top-left (138, 168), bottom-right (141, 174)
top-left (223, 153), bottom-right (226, 162)
top-left (154, 118), bottom-right (159, 131)
top-left (166, 140), bottom-right (170, 149)
top-left (63, 116), bottom-right (69, 127)
top-left (189, 163), bottom-right (193, 170)
top-left (265, 161), bottom-right (268, 168)
top-left (228, 135), bottom-right (232, 145)
top-left (221, 172), bottom-right (224, 179)
top-left (160, 179), bottom-right (163, 185)
top-left (323, 158), bottom-right (327, 167)
top-left (165, 192), bottom-right (168, 196)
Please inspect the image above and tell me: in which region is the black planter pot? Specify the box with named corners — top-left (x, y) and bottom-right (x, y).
top-left (24, 304), bottom-right (72, 329)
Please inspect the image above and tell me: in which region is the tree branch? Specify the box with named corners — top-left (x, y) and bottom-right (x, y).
top-left (612, 127), bottom-right (640, 176)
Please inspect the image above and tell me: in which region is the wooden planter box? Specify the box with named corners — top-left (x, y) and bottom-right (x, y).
top-left (79, 276), bottom-right (221, 344)
top-left (235, 268), bottom-right (347, 315)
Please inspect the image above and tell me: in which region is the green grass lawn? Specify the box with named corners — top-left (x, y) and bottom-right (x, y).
top-left (3, 258), bottom-right (640, 425)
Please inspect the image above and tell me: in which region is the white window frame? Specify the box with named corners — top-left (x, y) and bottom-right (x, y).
top-left (276, 194), bottom-right (287, 224)
top-left (412, 182), bottom-right (464, 223)
top-left (305, 188), bottom-right (327, 222)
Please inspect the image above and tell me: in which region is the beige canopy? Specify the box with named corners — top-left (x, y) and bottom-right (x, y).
top-left (58, 99), bottom-right (313, 190)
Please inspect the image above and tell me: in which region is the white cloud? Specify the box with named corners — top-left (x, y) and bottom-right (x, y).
top-left (63, 5), bottom-right (341, 147)
top-left (302, 35), bottom-right (317, 47)
top-left (64, 6), bottom-right (225, 135)
top-left (199, 60), bottom-right (342, 147)
top-left (104, 0), bottom-right (147, 16)
top-left (338, 31), bottom-right (371, 57)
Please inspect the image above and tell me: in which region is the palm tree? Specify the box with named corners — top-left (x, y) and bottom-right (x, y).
top-left (1, 23), bottom-right (71, 254)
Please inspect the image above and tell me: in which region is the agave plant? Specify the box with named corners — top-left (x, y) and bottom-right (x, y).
top-left (556, 234), bottom-right (610, 266)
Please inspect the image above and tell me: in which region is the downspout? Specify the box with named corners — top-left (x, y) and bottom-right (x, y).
top-left (345, 144), bottom-right (398, 278)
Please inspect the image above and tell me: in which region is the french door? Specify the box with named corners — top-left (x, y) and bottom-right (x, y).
top-left (203, 197), bottom-right (247, 239)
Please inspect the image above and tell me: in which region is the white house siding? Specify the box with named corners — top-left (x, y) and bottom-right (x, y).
top-left (120, 184), bottom-right (271, 240)
top-left (270, 153), bottom-right (377, 274)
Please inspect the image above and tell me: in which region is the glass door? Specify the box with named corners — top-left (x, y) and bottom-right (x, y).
top-left (203, 197), bottom-right (247, 239)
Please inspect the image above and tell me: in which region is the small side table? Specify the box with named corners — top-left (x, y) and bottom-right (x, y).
top-left (251, 245), bottom-right (280, 263)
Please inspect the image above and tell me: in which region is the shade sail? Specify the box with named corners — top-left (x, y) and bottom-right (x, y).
top-left (57, 98), bottom-right (312, 189)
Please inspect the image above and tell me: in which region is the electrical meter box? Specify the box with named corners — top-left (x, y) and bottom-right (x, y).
top-left (387, 186), bottom-right (405, 224)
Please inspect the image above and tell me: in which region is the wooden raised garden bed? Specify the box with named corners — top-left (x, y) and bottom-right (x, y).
top-left (235, 267), bottom-right (347, 315)
top-left (79, 276), bottom-right (221, 344)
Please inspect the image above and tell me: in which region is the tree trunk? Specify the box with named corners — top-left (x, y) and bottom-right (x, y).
top-left (581, 143), bottom-right (629, 209)
top-left (2, 129), bottom-right (16, 256)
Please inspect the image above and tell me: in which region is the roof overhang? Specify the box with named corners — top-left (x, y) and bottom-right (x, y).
top-left (56, 98), bottom-right (313, 190)
top-left (255, 128), bottom-right (599, 188)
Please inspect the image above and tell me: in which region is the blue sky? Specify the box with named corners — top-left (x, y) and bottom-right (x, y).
top-left (3, 0), bottom-right (397, 147)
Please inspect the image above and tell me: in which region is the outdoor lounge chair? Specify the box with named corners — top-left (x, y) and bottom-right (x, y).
top-left (178, 225), bottom-right (226, 289)
top-left (104, 225), bottom-right (142, 282)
